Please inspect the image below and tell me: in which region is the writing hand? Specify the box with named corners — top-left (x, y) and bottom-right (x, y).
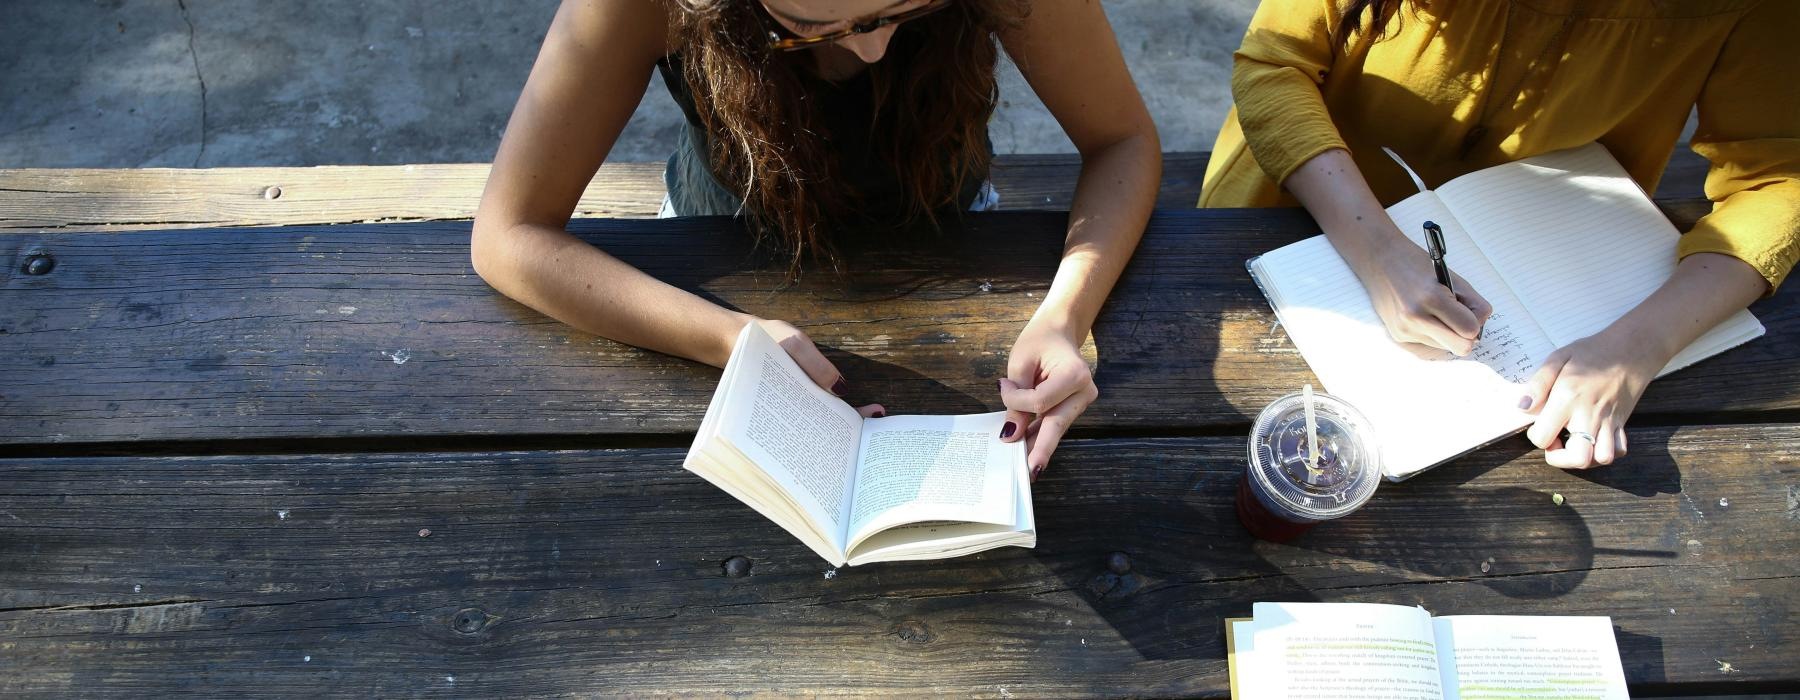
top-left (1359, 236), bottom-right (1494, 357)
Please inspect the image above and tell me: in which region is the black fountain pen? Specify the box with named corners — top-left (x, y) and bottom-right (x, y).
top-left (1423, 221), bottom-right (1482, 341)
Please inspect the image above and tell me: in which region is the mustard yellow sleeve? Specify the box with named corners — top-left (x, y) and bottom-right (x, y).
top-left (1230, 0), bottom-right (1349, 186)
top-left (1677, 0), bottom-right (1800, 293)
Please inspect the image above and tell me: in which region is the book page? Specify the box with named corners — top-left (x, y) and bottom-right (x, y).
top-left (846, 450), bottom-right (1035, 565)
top-left (1242, 602), bottom-right (1444, 699)
top-left (1434, 616), bottom-right (1628, 700)
top-left (716, 323), bottom-right (865, 551)
top-left (1438, 143), bottom-right (1763, 369)
top-left (844, 412), bottom-right (1020, 552)
top-left (1251, 192), bottom-right (1553, 478)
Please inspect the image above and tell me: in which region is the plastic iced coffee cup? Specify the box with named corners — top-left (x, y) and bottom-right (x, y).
top-left (1236, 388), bottom-right (1382, 542)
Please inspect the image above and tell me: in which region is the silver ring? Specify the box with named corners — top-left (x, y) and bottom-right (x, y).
top-left (1566, 431), bottom-right (1595, 444)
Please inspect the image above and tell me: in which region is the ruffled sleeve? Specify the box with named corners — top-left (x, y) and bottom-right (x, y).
top-left (1676, 0), bottom-right (1800, 293)
top-left (1230, 0), bottom-right (1352, 186)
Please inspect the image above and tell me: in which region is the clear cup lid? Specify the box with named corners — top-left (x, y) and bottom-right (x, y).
top-left (1247, 389), bottom-right (1382, 522)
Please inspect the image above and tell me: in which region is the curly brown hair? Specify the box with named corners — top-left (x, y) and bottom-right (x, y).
top-left (669, 0), bottom-right (1029, 272)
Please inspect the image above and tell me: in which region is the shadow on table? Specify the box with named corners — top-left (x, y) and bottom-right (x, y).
top-left (1038, 437), bottom-right (1689, 663)
top-left (1615, 628), bottom-right (1668, 687)
top-left (1566, 427), bottom-right (1686, 498)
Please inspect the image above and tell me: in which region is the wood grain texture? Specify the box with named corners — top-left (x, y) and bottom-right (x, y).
top-left (0, 149), bottom-right (1707, 232)
top-left (0, 154), bottom-right (1211, 231)
top-left (1, 426), bottom-right (1794, 696)
top-left (2, 206), bottom-right (1792, 447)
top-left (0, 163), bottom-right (667, 230)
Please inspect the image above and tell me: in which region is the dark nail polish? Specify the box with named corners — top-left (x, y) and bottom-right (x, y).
top-left (831, 378), bottom-right (848, 396)
top-left (1518, 395), bottom-right (1533, 410)
top-left (872, 410), bottom-right (885, 418)
top-left (1000, 421), bottom-right (1017, 439)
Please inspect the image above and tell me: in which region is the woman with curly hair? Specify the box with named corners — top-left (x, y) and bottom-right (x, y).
top-left (471, 0), bottom-right (1160, 477)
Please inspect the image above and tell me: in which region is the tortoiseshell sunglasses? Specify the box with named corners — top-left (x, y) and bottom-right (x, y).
top-left (765, 0), bottom-right (952, 52)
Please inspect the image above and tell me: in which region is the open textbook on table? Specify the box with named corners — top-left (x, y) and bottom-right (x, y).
top-left (1228, 602), bottom-right (1629, 699)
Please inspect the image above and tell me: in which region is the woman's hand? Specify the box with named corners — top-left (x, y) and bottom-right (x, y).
top-left (1282, 149), bottom-right (1493, 357)
top-left (997, 318), bottom-right (1098, 481)
top-left (753, 318), bottom-right (885, 417)
top-left (1519, 326), bottom-right (1666, 469)
top-left (1516, 253), bottom-right (1768, 470)
top-left (1354, 233), bottom-right (1495, 357)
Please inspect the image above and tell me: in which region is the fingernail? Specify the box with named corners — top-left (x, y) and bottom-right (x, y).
top-left (1000, 421), bottom-right (1017, 439)
top-left (872, 409), bottom-right (885, 418)
top-left (831, 378), bottom-right (848, 396)
top-left (1517, 395), bottom-right (1532, 410)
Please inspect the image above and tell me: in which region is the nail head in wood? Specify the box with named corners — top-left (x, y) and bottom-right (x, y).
top-left (722, 556), bottom-right (752, 578)
top-left (891, 619), bottom-right (934, 644)
top-left (264, 186), bottom-right (283, 200)
top-left (451, 607), bottom-right (489, 635)
top-left (1106, 551), bottom-right (1131, 575)
top-left (22, 253), bottom-right (54, 276)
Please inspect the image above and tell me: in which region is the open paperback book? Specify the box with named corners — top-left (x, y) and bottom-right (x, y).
top-left (1227, 602), bottom-right (1629, 700)
top-left (1248, 142), bottom-right (1764, 480)
top-left (683, 322), bottom-right (1035, 567)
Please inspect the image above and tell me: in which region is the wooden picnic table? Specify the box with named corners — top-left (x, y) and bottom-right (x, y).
top-left (1, 153), bottom-right (1795, 697)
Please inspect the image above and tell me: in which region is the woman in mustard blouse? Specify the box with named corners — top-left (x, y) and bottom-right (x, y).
top-left (1204, 0), bottom-right (1799, 470)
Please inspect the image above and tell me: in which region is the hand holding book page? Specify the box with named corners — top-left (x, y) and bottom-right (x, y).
top-left (685, 321), bottom-right (1033, 566)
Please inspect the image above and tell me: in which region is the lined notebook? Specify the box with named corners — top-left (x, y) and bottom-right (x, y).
top-left (1249, 143), bottom-right (1764, 480)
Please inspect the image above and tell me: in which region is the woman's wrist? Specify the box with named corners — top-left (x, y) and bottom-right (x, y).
top-left (1026, 300), bottom-right (1090, 345)
top-left (707, 311), bottom-right (757, 368)
top-left (1604, 309), bottom-right (1684, 371)
top-left (1332, 220), bottom-right (1412, 276)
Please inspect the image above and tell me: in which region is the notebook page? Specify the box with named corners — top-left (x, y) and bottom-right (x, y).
top-left (1251, 196), bottom-right (1548, 478)
top-left (1435, 143), bottom-right (1762, 370)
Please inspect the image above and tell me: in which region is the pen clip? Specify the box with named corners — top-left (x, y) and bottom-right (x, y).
top-left (1423, 221), bottom-right (1446, 260)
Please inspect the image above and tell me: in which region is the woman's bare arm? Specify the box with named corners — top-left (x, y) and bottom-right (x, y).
top-left (471, 0), bottom-right (751, 368)
top-left (995, 1), bottom-right (1161, 470)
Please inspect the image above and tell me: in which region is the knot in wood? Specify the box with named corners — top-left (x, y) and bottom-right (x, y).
top-left (891, 619), bottom-right (934, 644)
top-left (1106, 551), bottom-right (1132, 575)
top-left (22, 253), bottom-right (54, 276)
top-left (722, 556), bottom-right (753, 578)
top-left (451, 607), bottom-right (490, 635)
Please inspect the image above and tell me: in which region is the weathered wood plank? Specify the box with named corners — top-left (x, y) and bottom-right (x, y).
top-left (0, 149), bottom-right (1707, 232)
top-left (1, 426), bottom-right (1794, 696)
top-left (0, 154), bottom-right (1212, 231)
top-left (0, 162), bottom-right (666, 230)
top-left (1, 207), bottom-right (1791, 447)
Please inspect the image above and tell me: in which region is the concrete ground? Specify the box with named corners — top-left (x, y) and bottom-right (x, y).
top-left (0, 0), bottom-right (1254, 169)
